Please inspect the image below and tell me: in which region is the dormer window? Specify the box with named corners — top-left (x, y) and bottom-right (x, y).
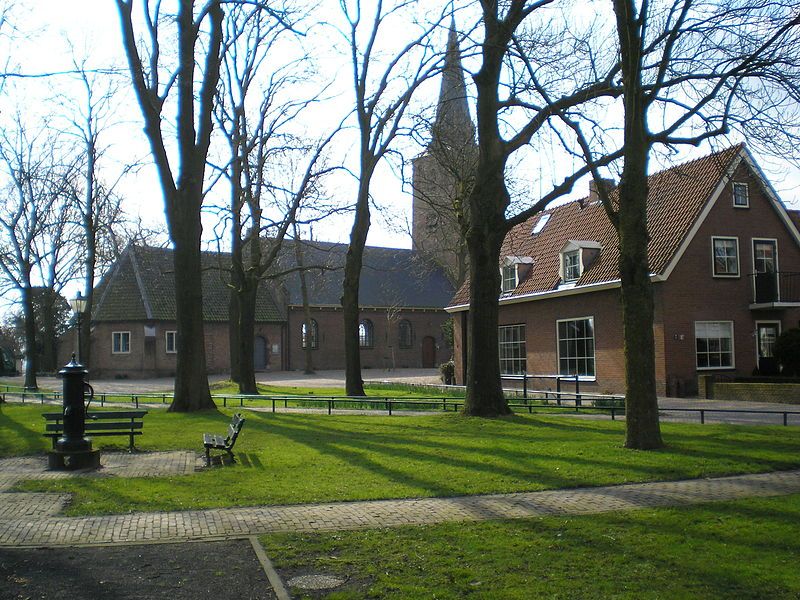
top-left (732, 182), bottom-right (749, 208)
top-left (559, 241), bottom-right (602, 284)
top-left (500, 256), bottom-right (534, 294)
top-left (501, 264), bottom-right (518, 293)
top-left (563, 250), bottom-right (580, 281)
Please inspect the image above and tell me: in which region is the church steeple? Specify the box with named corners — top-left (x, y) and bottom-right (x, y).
top-left (431, 19), bottom-right (474, 152)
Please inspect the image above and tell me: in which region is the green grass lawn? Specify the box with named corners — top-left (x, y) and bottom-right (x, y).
top-left (262, 493), bottom-right (800, 599)
top-left (4, 402), bottom-right (800, 516)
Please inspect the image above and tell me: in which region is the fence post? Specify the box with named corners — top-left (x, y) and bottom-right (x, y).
top-left (272, 398), bottom-right (276, 413)
top-left (328, 399), bottom-right (332, 415)
top-left (523, 374), bottom-right (528, 399)
top-left (611, 407), bottom-right (615, 420)
top-left (700, 409), bottom-right (705, 424)
top-left (388, 400), bottom-right (392, 416)
top-left (575, 375), bottom-right (581, 407)
top-left (784, 412), bottom-right (788, 426)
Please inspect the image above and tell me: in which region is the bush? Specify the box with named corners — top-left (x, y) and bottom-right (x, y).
top-left (775, 328), bottom-right (800, 376)
top-left (439, 360), bottom-right (455, 385)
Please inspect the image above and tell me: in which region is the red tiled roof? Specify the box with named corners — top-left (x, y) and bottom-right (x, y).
top-left (450, 145), bottom-right (744, 307)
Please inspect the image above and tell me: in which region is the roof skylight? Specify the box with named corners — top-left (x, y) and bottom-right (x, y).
top-left (531, 213), bottom-right (550, 236)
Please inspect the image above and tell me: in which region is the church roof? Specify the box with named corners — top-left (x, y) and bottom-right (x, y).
top-left (91, 245), bottom-right (285, 323)
top-left (91, 240), bottom-right (454, 323)
top-left (275, 239), bottom-right (454, 309)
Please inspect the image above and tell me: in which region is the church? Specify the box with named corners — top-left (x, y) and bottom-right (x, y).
top-left (74, 27), bottom-right (471, 379)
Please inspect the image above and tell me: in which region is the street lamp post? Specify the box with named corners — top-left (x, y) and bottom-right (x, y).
top-left (69, 292), bottom-right (88, 364)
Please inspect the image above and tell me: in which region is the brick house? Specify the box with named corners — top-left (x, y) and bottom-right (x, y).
top-left (78, 242), bottom-right (452, 379)
top-left (447, 145), bottom-right (800, 396)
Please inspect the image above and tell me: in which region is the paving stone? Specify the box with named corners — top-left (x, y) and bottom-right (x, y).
top-left (1, 450), bottom-right (799, 548)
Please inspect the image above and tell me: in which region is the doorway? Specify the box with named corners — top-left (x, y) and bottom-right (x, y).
top-left (756, 322), bottom-right (780, 375)
top-left (421, 336), bottom-right (436, 368)
top-left (254, 336), bottom-right (269, 371)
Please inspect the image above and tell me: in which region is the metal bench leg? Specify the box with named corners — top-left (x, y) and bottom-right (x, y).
top-left (205, 448), bottom-right (210, 467)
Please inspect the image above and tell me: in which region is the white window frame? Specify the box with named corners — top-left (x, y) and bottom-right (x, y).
top-left (501, 264), bottom-right (518, 293)
top-left (694, 321), bottom-right (735, 370)
top-left (165, 330), bottom-right (177, 354)
top-left (498, 324), bottom-right (526, 375)
top-left (563, 250), bottom-right (581, 282)
top-left (754, 320), bottom-right (781, 362)
top-left (732, 182), bottom-right (749, 208)
top-left (112, 331), bottom-right (131, 354)
top-left (556, 316), bottom-right (596, 380)
top-left (711, 236), bottom-right (740, 278)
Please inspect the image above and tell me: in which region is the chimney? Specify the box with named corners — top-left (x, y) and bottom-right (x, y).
top-left (588, 178), bottom-right (615, 203)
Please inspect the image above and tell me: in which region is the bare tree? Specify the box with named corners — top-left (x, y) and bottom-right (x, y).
top-left (214, 2), bottom-right (339, 394)
top-left (0, 117), bottom-right (79, 388)
top-left (460, 2), bottom-right (621, 416)
top-left (60, 58), bottom-right (137, 370)
top-left (339, 0), bottom-right (446, 396)
top-left (553, 0), bottom-right (800, 448)
top-left (116, 0), bottom-right (224, 411)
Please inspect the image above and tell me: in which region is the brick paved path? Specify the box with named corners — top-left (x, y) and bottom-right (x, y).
top-left (1, 453), bottom-right (799, 547)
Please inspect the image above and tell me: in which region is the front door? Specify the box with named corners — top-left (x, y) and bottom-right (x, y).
top-left (421, 336), bottom-right (436, 368)
top-left (756, 323), bottom-right (780, 375)
top-left (254, 336), bottom-right (268, 371)
top-left (753, 240), bottom-right (778, 302)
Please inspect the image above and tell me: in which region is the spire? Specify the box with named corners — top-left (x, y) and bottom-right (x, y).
top-left (431, 18), bottom-right (474, 152)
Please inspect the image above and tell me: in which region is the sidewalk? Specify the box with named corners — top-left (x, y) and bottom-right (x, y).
top-left (1, 452), bottom-right (799, 548)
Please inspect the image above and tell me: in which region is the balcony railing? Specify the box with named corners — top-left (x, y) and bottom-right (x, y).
top-left (750, 271), bottom-right (800, 304)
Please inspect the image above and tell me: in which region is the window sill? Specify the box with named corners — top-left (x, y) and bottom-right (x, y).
top-left (696, 366), bottom-right (736, 371)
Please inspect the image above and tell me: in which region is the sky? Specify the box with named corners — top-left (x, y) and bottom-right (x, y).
top-left (2, 0), bottom-right (800, 305)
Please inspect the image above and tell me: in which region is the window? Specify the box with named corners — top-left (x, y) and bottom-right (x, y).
top-left (398, 319), bottom-right (413, 348)
top-left (531, 213), bottom-right (550, 235)
top-left (557, 317), bottom-right (595, 377)
top-left (563, 250), bottom-right (580, 281)
top-left (359, 319), bottom-right (374, 348)
top-left (301, 319), bottom-right (319, 349)
top-left (732, 182), bottom-right (749, 207)
top-left (112, 331), bottom-right (131, 354)
top-left (695, 321), bottom-right (734, 369)
top-left (712, 237), bottom-right (739, 277)
top-left (165, 331), bottom-right (177, 354)
top-left (498, 324), bottom-right (526, 375)
top-left (501, 264), bottom-right (518, 293)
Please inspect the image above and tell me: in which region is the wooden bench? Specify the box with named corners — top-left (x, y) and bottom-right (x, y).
top-left (203, 413), bottom-right (245, 466)
top-left (43, 410), bottom-right (147, 451)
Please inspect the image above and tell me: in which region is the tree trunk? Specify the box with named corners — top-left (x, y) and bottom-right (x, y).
top-left (229, 290), bottom-right (241, 384)
top-left (342, 177), bottom-right (371, 397)
top-left (21, 285), bottom-right (38, 390)
top-left (41, 295), bottom-right (57, 373)
top-left (612, 0), bottom-right (663, 449)
top-left (168, 201), bottom-right (214, 412)
top-left (617, 151), bottom-right (663, 449)
top-left (237, 279), bottom-right (258, 395)
top-left (463, 224), bottom-right (509, 416)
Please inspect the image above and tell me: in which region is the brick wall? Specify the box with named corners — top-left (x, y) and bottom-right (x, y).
top-left (661, 161), bottom-right (800, 395)
top-left (711, 382), bottom-right (800, 404)
top-left (85, 320), bottom-right (284, 379)
top-left (286, 306), bottom-right (452, 371)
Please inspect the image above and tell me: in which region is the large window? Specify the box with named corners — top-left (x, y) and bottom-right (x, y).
top-left (501, 264), bottom-right (518, 293)
top-left (165, 330), bottom-right (177, 354)
top-left (398, 319), bottom-right (413, 348)
top-left (563, 250), bottom-right (580, 281)
top-left (498, 324), bottom-right (526, 375)
top-left (359, 319), bottom-right (374, 348)
top-left (712, 237), bottom-right (739, 277)
top-left (301, 319), bottom-right (319, 349)
top-left (557, 317), bottom-right (595, 377)
top-left (112, 331), bottom-right (131, 354)
top-left (695, 321), bottom-right (734, 369)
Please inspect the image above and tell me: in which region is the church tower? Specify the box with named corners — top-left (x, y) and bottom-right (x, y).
top-left (411, 21), bottom-right (476, 288)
